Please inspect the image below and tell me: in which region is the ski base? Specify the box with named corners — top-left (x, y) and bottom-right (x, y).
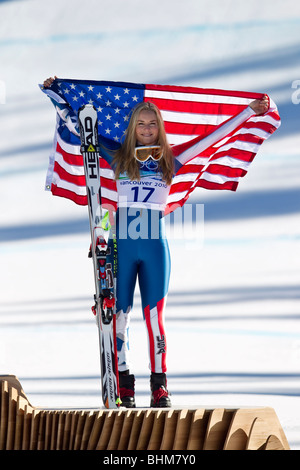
top-left (78, 104), bottom-right (120, 409)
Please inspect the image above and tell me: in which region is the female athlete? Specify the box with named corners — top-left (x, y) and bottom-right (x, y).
top-left (43, 77), bottom-right (268, 407)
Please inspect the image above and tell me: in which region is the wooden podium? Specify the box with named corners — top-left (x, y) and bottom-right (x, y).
top-left (0, 375), bottom-right (290, 450)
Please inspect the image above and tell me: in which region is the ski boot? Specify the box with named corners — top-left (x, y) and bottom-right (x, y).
top-left (119, 371), bottom-right (136, 408)
top-left (150, 372), bottom-right (171, 408)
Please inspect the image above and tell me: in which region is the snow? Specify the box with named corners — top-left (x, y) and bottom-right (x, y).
top-left (0, 0), bottom-right (300, 450)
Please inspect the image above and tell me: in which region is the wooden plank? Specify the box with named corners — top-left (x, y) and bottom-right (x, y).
top-left (107, 411), bottom-right (125, 450)
top-left (203, 408), bottom-right (234, 450)
top-left (264, 434), bottom-right (285, 450)
top-left (69, 411), bottom-right (80, 450)
top-left (44, 411), bottom-right (53, 450)
top-left (0, 381), bottom-right (9, 449)
top-left (56, 411), bottom-right (67, 450)
top-left (86, 410), bottom-right (105, 450)
top-left (223, 408), bottom-right (256, 450)
top-left (22, 404), bottom-right (32, 450)
top-left (96, 410), bottom-right (115, 450)
top-left (62, 411), bottom-right (72, 450)
top-left (80, 412), bottom-right (96, 450)
top-left (246, 416), bottom-right (288, 450)
top-left (224, 407), bottom-right (290, 450)
top-left (246, 417), bottom-right (267, 450)
top-left (73, 411), bottom-right (87, 450)
top-left (0, 375), bottom-right (33, 408)
top-left (37, 411), bottom-right (46, 450)
top-left (117, 410), bottom-right (135, 450)
top-left (187, 409), bottom-right (210, 450)
top-left (127, 410), bottom-right (145, 451)
top-left (147, 410), bottom-right (166, 450)
top-left (29, 409), bottom-right (40, 450)
top-left (257, 407), bottom-right (290, 450)
top-left (6, 386), bottom-right (18, 450)
top-left (50, 411), bottom-right (59, 450)
top-left (173, 409), bottom-right (193, 450)
top-left (160, 409), bottom-right (178, 450)
top-left (14, 396), bottom-right (25, 450)
top-left (136, 410), bottom-right (155, 450)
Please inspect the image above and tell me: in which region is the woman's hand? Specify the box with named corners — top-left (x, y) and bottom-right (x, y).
top-left (43, 76), bottom-right (57, 88)
top-left (249, 95), bottom-right (269, 115)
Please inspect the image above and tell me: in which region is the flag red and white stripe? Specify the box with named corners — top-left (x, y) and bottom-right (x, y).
top-left (143, 84), bottom-right (280, 214)
top-left (42, 80), bottom-right (280, 215)
top-left (46, 126), bottom-right (118, 209)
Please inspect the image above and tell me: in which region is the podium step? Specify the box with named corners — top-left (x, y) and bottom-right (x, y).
top-left (0, 375), bottom-right (290, 450)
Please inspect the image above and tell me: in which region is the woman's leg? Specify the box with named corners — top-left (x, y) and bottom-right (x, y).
top-left (115, 237), bottom-right (138, 372)
top-left (138, 237), bottom-right (171, 373)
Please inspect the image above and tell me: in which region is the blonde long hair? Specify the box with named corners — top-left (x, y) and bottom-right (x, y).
top-left (113, 101), bottom-right (174, 185)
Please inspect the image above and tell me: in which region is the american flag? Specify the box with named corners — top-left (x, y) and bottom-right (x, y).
top-left (41, 79), bottom-right (280, 215)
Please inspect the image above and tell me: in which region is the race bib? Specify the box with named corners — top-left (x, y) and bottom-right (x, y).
top-left (117, 174), bottom-right (170, 211)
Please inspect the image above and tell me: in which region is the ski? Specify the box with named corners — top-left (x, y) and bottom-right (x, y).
top-left (78, 104), bottom-right (120, 409)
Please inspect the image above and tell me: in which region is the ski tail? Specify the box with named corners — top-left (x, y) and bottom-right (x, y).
top-left (78, 104), bottom-right (120, 409)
